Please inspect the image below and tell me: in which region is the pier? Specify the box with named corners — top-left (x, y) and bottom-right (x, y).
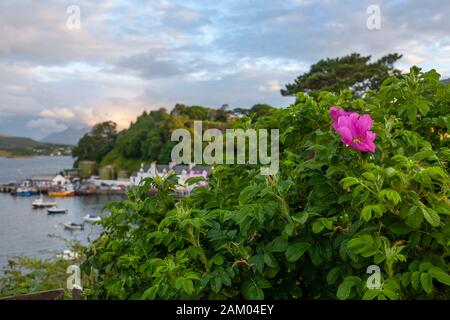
top-left (0, 184), bottom-right (16, 194)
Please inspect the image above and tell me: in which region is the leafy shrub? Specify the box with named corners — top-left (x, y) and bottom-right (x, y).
top-left (0, 241), bottom-right (87, 299)
top-left (82, 67), bottom-right (450, 300)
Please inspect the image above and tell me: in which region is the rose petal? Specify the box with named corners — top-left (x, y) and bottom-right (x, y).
top-left (335, 126), bottom-right (353, 145)
top-left (356, 114), bottom-right (374, 132)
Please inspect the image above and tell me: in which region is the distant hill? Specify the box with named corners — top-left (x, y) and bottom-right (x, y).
top-left (0, 134), bottom-right (72, 158)
top-left (41, 127), bottom-right (90, 146)
top-left (442, 78), bottom-right (450, 84)
top-left (0, 135), bottom-right (45, 149)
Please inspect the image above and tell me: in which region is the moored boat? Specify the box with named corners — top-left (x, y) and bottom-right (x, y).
top-left (48, 184), bottom-right (75, 197)
top-left (32, 195), bottom-right (57, 208)
top-left (83, 213), bottom-right (102, 223)
top-left (16, 187), bottom-right (32, 197)
top-left (47, 207), bottom-right (68, 214)
top-left (64, 222), bottom-right (84, 230)
top-left (48, 190), bottom-right (75, 197)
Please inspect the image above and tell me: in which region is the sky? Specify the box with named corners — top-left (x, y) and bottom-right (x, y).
top-left (0, 0), bottom-right (449, 139)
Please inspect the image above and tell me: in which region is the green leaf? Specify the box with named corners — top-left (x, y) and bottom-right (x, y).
top-left (362, 172), bottom-right (376, 181)
top-left (312, 221), bottom-right (324, 233)
top-left (284, 223), bottom-right (295, 236)
top-left (362, 289), bottom-right (380, 300)
top-left (285, 241), bottom-right (310, 262)
top-left (220, 272), bottom-right (232, 287)
top-left (429, 267), bottom-right (450, 286)
top-left (183, 279), bottom-right (194, 295)
top-left (387, 223), bottom-right (414, 235)
top-left (361, 206), bottom-right (373, 222)
top-left (382, 288), bottom-right (399, 300)
top-left (422, 207), bottom-right (440, 227)
top-left (175, 277), bottom-right (185, 290)
top-left (411, 149), bottom-right (436, 161)
top-left (263, 253), bottom-right (278, 268)
top-left (249, 254), bottom-right (265, 273)
top-left (210, 276), bottom-right (222, 293)
top-left (267, 237), bottom-right (288, 252)
top-left (411, 271), bottom-right (420, 290)
top-left (326, 267), bottom-right (341, 285)
top-left (405, 206), bottom-right (423, 229)
top-left (420, 273), bottom-right (433, 294)
top-left (142, 285), bottom-right (158, 299)
top-left (419, 262), bottom-right (433, 272)
top-left (406, 105), bottom-right (417, 124)
top-left (210, 255), bottom-right (224, 266)
top-left (293, 211), bottom-right (309, 225)
top-left (417, 101), bottom-right (430, 116)
top-left (379, 189), bottom-right (401, 205)
top-left (347, 235), bottom-right (382, 258)
top-left (341, 177), bottom-right (359, 189)
top-left (242, 279), bottom-right (264, 300)
top-left (336, 277), bottom-right (359, 300)
top-left (257, 279), bottom-right (272, 289)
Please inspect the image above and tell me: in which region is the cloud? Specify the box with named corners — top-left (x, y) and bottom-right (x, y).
top-left (40, 108), bottom-right (75, 121)
top-left (26, 118), bottom-right (67, 134)
top-left (0, 0), bottom-right (449, 138)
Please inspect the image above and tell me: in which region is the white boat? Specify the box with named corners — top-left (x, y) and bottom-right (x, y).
top-left (47, 207), bottom-right (68, 214)
top-left (32, 195), bottom-right (57, 208)
top-left (64, 222), bottom-right (84, 230)
top-left (83, 214), bottom-right (102, 223)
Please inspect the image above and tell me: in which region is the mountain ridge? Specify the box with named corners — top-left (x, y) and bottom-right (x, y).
top-left (41, 127), bottom-right (90, 146)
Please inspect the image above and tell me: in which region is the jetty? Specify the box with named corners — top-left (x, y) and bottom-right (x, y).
top-left (0, 184), bottom-right (16, 194)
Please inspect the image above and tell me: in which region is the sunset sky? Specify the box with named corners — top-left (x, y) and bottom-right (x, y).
top-left (0, 0), bottom-right (449, 139)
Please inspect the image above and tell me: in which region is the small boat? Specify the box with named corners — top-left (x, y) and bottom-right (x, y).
top-left (48, 190), bottom-right (75, 197)
top-left (83, 214), bottom-right (102, 223)
top-left (16, 187), bottom-right (32, 197)
top-left (47, 207), bottom-right (68, 214)
top-left (64, 222), bottom-right (84, 230)
top-left (32, 195), bottom-right (57, 208)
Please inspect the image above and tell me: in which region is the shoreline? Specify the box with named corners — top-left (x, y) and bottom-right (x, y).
top-left (0, 150), bottom-right (34, 158)
top-left (0, 152), bottom-right (72, 159)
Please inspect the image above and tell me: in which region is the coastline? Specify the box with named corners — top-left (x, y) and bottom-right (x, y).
top-left (0, 150), bottom-right (34, 158)
top-left (0, 150), bottom-right (72, 159)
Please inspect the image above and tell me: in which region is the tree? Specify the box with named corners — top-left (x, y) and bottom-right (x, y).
top-left (213, 104), bottom-right (230, 122)
top-left (281, 53), bottom-right (402, 97)
top-left (116, 109), bottom-right (169, 159)
top-left (249, 104), bottom-right (275, 117)
top-left (170, 104), bottom-right (211, 120)
top-left (72, 121), bottom-right (118, 165)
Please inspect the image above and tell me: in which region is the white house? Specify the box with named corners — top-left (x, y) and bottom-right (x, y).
top-left (31, 175), bottom-right (55, 188)
top-left (51, 174), bottom-right (67, 186)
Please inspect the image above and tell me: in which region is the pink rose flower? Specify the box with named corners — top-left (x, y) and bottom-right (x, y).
top-left (330, 106), bottom-right (353, 122)
top-left (330, 107), bottom-right (376, 153)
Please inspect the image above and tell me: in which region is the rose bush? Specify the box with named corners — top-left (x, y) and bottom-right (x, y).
top-left (82, 67), bottom-right (450, 300)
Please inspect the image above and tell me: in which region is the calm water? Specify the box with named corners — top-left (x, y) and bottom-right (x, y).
top-left (0, 156), bottom-right (124, 267)
top-left (0, 156), bottom-right (74, 183)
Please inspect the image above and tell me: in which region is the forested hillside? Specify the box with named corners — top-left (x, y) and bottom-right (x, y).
top-left (72, 104), bottom-right (277, 171)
